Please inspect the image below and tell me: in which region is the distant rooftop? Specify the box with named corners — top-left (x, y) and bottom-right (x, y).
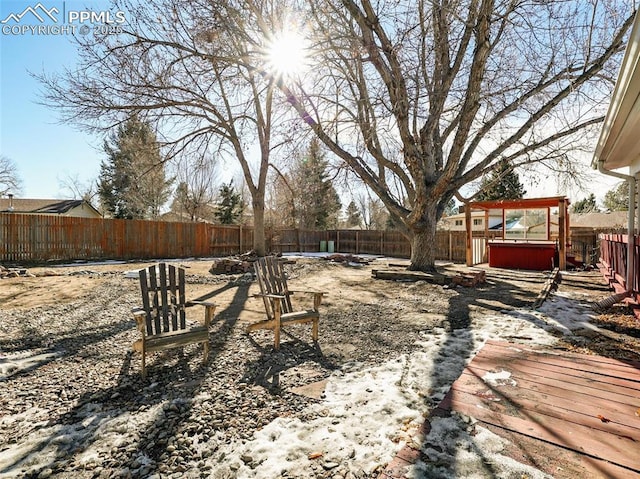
top-left (0, 198), bottom-right (98, 215)
top-left (570, 211), bottom-right (628, 229)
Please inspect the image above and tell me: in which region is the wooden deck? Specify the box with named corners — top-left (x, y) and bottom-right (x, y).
top-left (440, 340), bottom-right (640, 479)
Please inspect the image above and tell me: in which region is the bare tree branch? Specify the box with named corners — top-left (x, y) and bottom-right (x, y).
top-left (0, 156), bottom-right (23, 196)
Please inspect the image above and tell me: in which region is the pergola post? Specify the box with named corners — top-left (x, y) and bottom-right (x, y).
top-left (484, 209), bottom-right (490, 262)
top-left (465, 203), bottom-right (472, 266)
top-left (558, 199), bottom-right (567, 270)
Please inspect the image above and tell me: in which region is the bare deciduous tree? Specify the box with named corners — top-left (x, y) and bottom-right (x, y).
top-left (0, 156), bottom-right (23, 196)
top-left (58, 173), bottom-right (98, 202)
top-left (58, 173), bottom-right (105, 214)
top-left (39, 0), bottom-right (635, 268)
top-left (267, 0), bottom-right (635, 270)
top-left (355, 191), bottom-right (389, 230)
top-left (39, 0), bottom-right (296, 255)
top-left (171, 151), bottom-right (219, 221)
top-left (267, 164), bottom-right (298, 228)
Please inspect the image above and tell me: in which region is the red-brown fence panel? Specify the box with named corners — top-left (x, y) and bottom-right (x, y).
top-left (0, 214), bottom-right (221, 262)
top-left (600, 232), bottom-right (640, 294)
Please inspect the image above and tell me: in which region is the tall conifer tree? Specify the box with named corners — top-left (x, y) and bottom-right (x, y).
top-left (215, 180), bottom-right (245, 224)
top-left (476, 160), bottom-right (526, 201)
top-left (98, 117), bottom-right (172, 219)
top-left (294, 139), bottom-right (341, 230)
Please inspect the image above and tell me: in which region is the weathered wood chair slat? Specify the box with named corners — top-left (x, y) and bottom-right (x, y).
top-left (132, 263), bottom-right (215, 377)
top-left (248, 256), bottom-right (325, 349)
top-left (159, 263), bottom-right (169, 331)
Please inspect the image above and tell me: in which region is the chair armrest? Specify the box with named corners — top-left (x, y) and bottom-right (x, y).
top-left (286, 291), bottom-right (325, 310)
top-left (289, 290), bottom-right (327, 296)
top-left (185, 300), bottom-right (216, 308)
top-left (186, 301), bottom-right (216, 328)
top-left (253, 293), bottom-right (287, 300)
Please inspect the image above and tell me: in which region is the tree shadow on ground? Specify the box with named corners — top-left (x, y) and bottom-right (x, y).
top-left (242, 332), bottom-right (338, 393)
top-left (0, 281), bottom-right (251, 479)
top-left (0, 290), bottom-right (136, 381)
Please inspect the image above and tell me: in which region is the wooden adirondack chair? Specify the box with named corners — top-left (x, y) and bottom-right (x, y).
top-left (247, 256), bottom-right (325, 349)
top-left (132, 263), bottom-right (216, 377)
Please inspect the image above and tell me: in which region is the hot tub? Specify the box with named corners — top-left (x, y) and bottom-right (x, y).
top-left (488, 240), bottom-right (557, 271)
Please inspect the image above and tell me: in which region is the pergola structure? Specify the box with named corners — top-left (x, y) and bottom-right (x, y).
top-left (464, 196), bottom-right (570, 270)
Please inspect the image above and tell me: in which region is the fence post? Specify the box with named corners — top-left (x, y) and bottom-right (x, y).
top-left (465, 204), bottom-right (472, 266)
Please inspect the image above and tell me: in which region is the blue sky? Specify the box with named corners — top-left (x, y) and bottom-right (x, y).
top-left (1, 1), bottom-right (111, 199)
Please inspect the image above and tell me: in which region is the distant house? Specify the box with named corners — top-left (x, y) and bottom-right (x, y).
top-left (570, 211), bottom-right (628, 230)
top-left (0, 197), bottom-right (102, 218)
top-left (438, 209), bottom-right (503, 231)
top-left (159, 205), bottom-right (218, 223)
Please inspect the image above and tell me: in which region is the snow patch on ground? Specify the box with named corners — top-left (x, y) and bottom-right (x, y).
top-left (482, 370), bottom-right (516, 387)
top-left (0, 350), bottom-right (61, 379)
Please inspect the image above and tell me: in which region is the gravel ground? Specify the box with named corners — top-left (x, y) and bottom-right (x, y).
top-left (1, 273), bottom-right (315, 479)
top-left (1, 258), bottom-right (638, 479)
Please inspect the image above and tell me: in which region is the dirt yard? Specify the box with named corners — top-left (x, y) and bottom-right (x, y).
top-left (1, 256), bottom-right (638, 479)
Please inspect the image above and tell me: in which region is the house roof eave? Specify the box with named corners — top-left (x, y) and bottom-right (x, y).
top-left (593, 10), bottom-right (640, 170)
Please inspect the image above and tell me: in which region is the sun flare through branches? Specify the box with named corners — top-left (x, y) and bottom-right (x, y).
top-left (264, 26), bottom-right (310, 80)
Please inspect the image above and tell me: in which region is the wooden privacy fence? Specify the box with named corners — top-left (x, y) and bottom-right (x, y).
top-left (0, 214), bottom-right (241, 262)
top-left (0, 213), bottom-right (614, 265)
top-left (599, 233), bottom-right (640, 293)
top-left (270, 229), bottom-right (496, 262)
top-left (0, 213), bottom-right (454, 263)
top-left (270, 229), bottom-right (414, 258)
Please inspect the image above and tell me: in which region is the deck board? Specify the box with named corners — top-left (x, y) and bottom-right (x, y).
top-left (441, 340), bottom-right (640, 477)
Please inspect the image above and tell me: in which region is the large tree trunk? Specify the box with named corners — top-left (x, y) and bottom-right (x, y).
top-left (252, 197), bottom-right (266, 257)
top-left (408, 230), bottom-right (438, 272)
top-left (407, 202), bottom-right (439, 272)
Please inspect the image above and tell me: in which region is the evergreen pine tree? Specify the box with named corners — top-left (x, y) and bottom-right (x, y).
top-left (345, 200), bottom-right (362, 228)
top-left (98, 116), bottom-right (172, 219)
top-left (603, 182), bottom-right (629, 212)
top-left (571, 193), bottom-right (600, 213)
top-left (295, 139), bottom-right (341, 229)
top-left (215, 180), bottom-right (245, 224)
top-left (476, 160), bottom-right (526, 201)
